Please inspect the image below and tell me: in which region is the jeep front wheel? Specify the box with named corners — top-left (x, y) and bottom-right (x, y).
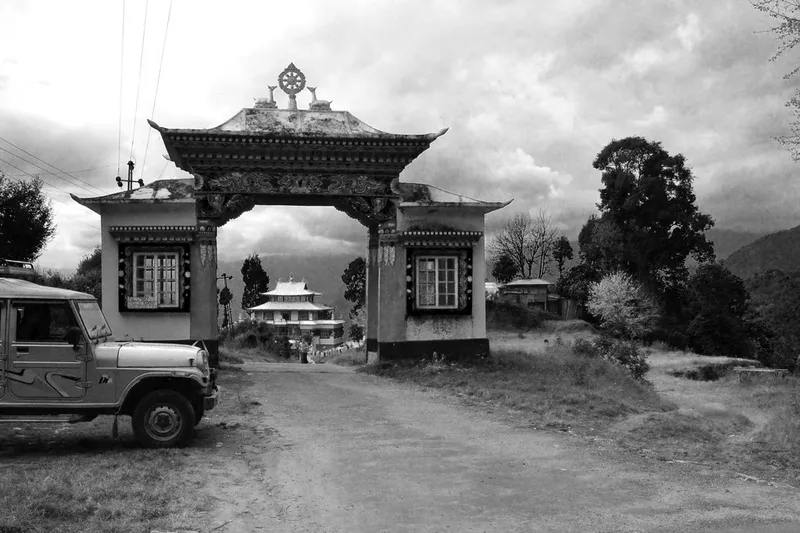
top-left (132, 390), bottom-right (196, 448)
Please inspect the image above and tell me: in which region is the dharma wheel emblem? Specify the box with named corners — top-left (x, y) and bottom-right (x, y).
top-left (278, 63), bottom-right (306, 110)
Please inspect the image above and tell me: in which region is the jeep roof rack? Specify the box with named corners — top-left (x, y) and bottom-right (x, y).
top-left (0, 258), bottom-right (36, 279)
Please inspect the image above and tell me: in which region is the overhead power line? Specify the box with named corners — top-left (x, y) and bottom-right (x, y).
top-left (0, 136), bottom-right (105, 195)
top-left (0, 160), bottom-right (101, 230)
top-left (0, 146), bottom-right (103, 196)
top-left (129, 0), bottom-right (150, 161)
top-left (141, 0), bottom-right (173, 182)
top-left (3, 164), bottom-right (116, 177)
top-left (118, 0), bottom-right (126, 177)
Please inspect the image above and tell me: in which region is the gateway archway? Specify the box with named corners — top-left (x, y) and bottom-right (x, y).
top-left (73, 64), bottom-right (509, 364)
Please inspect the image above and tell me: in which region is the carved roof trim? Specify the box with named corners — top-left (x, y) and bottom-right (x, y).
top-left (149, 113), bottom-right (448, 141)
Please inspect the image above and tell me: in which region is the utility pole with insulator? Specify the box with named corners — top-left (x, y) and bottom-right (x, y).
top-left (115, 160), bottom-right (145, 191)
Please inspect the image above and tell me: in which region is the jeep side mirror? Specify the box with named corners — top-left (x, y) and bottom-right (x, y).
top-left (64, 327), bottom-right (83, 351)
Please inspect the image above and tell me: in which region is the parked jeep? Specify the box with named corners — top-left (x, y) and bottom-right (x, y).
top-left (0, 260), bottom-right (218, 448)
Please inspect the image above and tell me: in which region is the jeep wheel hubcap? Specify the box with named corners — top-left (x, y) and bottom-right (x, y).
top-left (145, 405), bottom-right (181, 441)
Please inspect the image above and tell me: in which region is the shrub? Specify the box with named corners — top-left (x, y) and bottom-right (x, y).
top-left (572, 338), bottom-right (599, 358)
top-left (219, 318), bottom-right (275, 351)
top-left (602, 339), bottom-right (650, 381)
top-left (572, 335), bottom-right (650, 381)
top-left (587, 272), bottom-right (659, 340)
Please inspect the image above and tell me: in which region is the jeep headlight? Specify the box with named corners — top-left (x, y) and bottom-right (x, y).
top-left (195, 350), bottom-right (210, 375)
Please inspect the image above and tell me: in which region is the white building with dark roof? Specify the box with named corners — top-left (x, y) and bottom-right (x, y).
top-left (248, 277), bottom-right (345, 349)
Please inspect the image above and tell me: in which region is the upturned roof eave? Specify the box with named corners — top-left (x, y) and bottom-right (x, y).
top-left (148, 118), bottom-right (448, 141)
top-left (399, 199), bottom-right (513, 214)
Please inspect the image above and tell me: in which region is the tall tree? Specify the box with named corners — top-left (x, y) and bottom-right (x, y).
top-left (684, 263), bottom-right (755, 358)
top-left (552, 236), bottom-right (574, 280)
top-left (578, 215), bottom-right (624, 274)
top-left (489, 209), bottom-right (558, 279)
top-left (752, 1), bottom-right (800, 159)
top-left (491, 253), bottom-right (518, 284)
top-left (0, 173), bottom-right (56, 261)
top-left (341, 257), bottom-right (366, 312)
top-left (241, 253), bottom-right (269, 314)
top-left (593, 137), bottom-right (715, 292)
top-left (341, 257), bottom-right (367, 341)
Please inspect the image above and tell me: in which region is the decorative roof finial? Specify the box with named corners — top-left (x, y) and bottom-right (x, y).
top-left (307, 86), bottom-right (332, 111)
top-left (278, 63), bottom-right (306, 111)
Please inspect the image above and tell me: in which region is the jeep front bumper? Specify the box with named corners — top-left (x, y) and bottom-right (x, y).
top-left (203, 386), bottom-right (220, 411)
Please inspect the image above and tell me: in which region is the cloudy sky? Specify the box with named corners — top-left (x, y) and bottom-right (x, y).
top-left (0, 0), bottom-right (796, 271)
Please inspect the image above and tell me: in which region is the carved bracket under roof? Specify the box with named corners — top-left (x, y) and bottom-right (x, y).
top-left (197, 193), bottom-right (257, 225)
top-left (333, 196), bottom-right (397, 227)
top-left (196, 172), bottom-right (395, 196)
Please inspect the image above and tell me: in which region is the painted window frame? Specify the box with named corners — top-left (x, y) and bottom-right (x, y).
top-left (118, 243), bottom-right (191, 313)
top-left (406, 248), bottom-right (473, 316)
top-left (132, 251), bottom-right (181, 309)
top-left (415, 255), bottom-right (459, 310)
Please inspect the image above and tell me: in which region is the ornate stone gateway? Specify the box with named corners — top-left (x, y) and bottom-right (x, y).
top-left (74, 64), bottom-right (508, 364)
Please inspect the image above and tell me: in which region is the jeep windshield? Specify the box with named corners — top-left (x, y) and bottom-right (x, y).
top-left (76, 301), bottom-right (112, 340)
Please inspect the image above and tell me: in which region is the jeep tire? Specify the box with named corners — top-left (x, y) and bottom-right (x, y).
top-left (193, 400), bottom-right (205, 426)
top-left (132, 390), bottom-right (196, 448)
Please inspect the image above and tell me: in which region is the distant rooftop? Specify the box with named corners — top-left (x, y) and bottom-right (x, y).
top-left (71, 179), bottom-right (194, 214)
top-left (261, 279), bottom-right (323, 297)
top-left (502, 279), bottom-right (552, 287)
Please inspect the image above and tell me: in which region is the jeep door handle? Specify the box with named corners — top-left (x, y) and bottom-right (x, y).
top-left (16, 347), bottom-right (29, 355)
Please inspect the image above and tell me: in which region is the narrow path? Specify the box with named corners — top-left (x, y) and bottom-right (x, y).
top-left (202, 366), bottom-right (800, 532)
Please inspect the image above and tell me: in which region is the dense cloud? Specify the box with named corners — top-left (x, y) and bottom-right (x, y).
top-left (1, 0), bottom-right (798, 269)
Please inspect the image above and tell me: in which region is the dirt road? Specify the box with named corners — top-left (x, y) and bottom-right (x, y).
top-left (200, 364), bottom-right (800, 532)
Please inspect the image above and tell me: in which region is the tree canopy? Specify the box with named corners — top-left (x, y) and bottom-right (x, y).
top-left (0, 174), bottom-right (56, 261)
top-left (241, 253), bottom-right (269, 313)
top-left (341, 257), bottom-right (366, 311)
top-left (592, 137), bottom-right (715, 292)
top-left (71, 246), bottom-right (102, 304)
top-left (488, 209), bottom-right (558, 279)
top-left (752, 1), bottom-right (800, 159)
top-left (491, 253), bottom-right (518, 284)
top-left (683, 263), bottom-right (754, 358)
top-left (552, 236), bottom-right (573, 280)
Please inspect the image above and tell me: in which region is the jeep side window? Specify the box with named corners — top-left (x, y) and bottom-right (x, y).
top-left (15, 302), bottom-right (78, 343)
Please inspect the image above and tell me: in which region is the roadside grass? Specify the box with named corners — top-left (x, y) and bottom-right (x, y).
top-left (363, 326), bottom-right (800, 484)
top-left (361, 343), bottom-right (673, 432)
top-left (633, 348), bottom-right (800, 478)
top-left (219, 344), bottom-right (285, 364)
top-left (0, 371), bottom-right (256, 533)
top-left (219, 345), bottom-right (245, 364)
top-left (0, 447), bottom-right (211, 533)
top-left (323, 345), bottom-right (366, 366)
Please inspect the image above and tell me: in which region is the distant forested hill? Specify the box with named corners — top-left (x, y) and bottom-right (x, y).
top-left (723, 226), bottom-right (800, 279)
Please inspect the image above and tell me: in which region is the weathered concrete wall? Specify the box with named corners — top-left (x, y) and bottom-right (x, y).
top-left (377, 244), bottom-right (407, 343)
top-left (393, 206), bottom-right (488, 344)
top-left (99, 204), bottom-right (195, 342)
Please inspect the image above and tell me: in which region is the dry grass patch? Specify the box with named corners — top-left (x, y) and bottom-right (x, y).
top-left (323, 345), bottom-right (366, 366)
top-left (624, 347), bottom-right (800, 482)
top-left (219, 345), bottom-right (285, 364)
top-left (0, 449), bottom-right (211, 533)
top-left (361, 344), bottom-right (672, 432)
